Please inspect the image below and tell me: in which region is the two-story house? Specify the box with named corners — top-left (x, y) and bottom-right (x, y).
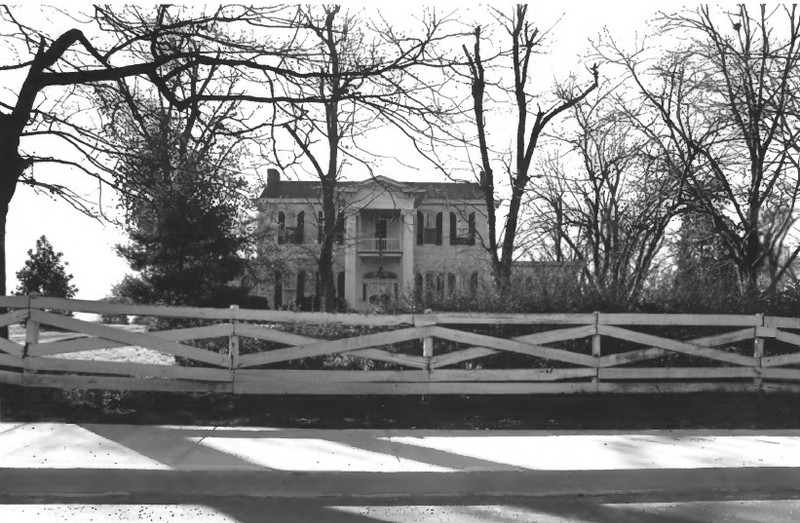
top-left (249, 169), bottom-right (492, 310)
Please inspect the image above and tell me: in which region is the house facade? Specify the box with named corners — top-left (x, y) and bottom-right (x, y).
top-left (248, 169), bottom-right (492, 310)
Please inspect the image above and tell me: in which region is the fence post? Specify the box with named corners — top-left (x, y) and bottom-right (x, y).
top-left (754, 313), bottom-right (764, 390)
top-left (415, 310), bottom-right (435, 369)
top-left (423, 337), bottom-right (434, 358)
top-left (24, 294), bottom-right (40, 358)
top-left (592, 311), bottom-right (601, 384)
top-left (229, 305), bottom-right (240, 371)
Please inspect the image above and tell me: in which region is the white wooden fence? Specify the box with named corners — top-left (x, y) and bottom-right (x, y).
top-left (1, 295), bottom-right (799, 394)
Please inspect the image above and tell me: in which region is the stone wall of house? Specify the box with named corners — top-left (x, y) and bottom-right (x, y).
top-left (251, 196), bottom-right (494, 308)
top-left (412, 203), bottom-right (492, 294)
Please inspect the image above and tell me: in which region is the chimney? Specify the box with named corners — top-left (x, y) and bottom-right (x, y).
top-left (267, 168), bottom-right (280, 188)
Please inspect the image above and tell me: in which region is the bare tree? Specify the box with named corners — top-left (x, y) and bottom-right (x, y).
top-left (527, 96), bottom-right (687, 305)
top-left (600, 4), bottom-right (800, 298)
top-left (267, 6), bottom-right (456, 311)
top-left (462, 5), bottom-right (598, 290)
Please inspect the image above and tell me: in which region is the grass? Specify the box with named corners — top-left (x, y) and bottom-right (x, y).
top-left (2, 386), bottom-right (800, 430)
top-left (8, 323), bottom-right (174, 365)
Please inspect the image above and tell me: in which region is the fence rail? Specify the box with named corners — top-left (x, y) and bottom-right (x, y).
top-left (1, 296), bottom-right (800, 394)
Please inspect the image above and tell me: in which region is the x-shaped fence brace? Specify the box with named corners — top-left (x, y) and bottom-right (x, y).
top-left (1, 297), bottom-right (800, 394)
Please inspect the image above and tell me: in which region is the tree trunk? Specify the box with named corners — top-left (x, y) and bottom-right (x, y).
top-left (0, 199), bottom-right (7, 340)
top-left (741, 227), bottom-right (761, 303)
top-left (0, 115), bottom-right (26, 336)
top-left (318, 200), bottom-right (337, 312)
top-left (494, 185), bottom-right (525, 292)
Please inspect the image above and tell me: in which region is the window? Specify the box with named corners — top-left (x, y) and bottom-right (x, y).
top-left (436, 273), bottom-right (445, 299)
top-left (417, 211), bottom-right (442, 245)
top-left (415, 273), bottom-right (423, 298)
top-left (319, 211), bottom-right (345, 244)
top-left (278, 210), bottom-right (304, 244)
top-left (425, 273), bottom-right (435, 298)
top-left (469, 272), bottom-right (479, 295)
top-left (447, 273), bottom-right (456, 296)
top-left (375, 218), bottom-right (388, 239)
top-left (450, 212), bottom-right (476, 245)
top-left (283, 272), bottom-right (297, 305)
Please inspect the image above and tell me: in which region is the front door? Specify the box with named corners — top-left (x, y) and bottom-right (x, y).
top-left (375, 218), bottom-right (388, 250)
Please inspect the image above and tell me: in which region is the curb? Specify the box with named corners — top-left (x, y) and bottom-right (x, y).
top-left (3, 467), bottom-right (800, 499)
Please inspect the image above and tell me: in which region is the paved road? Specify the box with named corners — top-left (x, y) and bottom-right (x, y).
top-left (2, 423), bottom-right (800, 521)
top-left (2, 494), bottom-right (799, 522)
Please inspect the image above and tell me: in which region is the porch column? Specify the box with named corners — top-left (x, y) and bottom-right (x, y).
top-left (401, 209), bottom-right (415, 294)
top-left (344, 211), bottom-right (358, 307)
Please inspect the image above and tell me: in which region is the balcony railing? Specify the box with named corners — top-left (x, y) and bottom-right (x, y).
top-left (358, 237), bottom-right (401, 252)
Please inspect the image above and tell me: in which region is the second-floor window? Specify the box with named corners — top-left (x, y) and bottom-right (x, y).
top-left (317, 210), bottom-right (345, 244)
top-left (450, 212), bottom-right (476, 245)
top-left (277, 210), bottom-right (304, 245)
top-left (417, 211), bottom-right (442, 245)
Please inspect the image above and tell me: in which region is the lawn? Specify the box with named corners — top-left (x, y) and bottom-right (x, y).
top-left (8, 323), bottom-right (175, 365)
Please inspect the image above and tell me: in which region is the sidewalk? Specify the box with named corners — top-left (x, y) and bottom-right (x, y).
top-left (2, 423), bottom-right (800, 499)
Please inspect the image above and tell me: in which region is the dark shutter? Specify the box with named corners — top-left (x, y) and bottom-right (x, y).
top-left (295, 211), bottom-right (304, 244)
top-left (337, 271), bottom-right (346, 299)
top-left (435, 212), bottom-right (443, 245)
top-left (334, 212), bottom-right (345, 244)
top-left (274, 271), bottom-right (283, 308)
top-left (450, 212), bottom-right (456, 243)
top-left (468, 213), bottom-right (476, 245)
top-left (416, 211), bottom-right (423, 245)
top-left (297, 271), bottom-right (306, 300)
top-left (277, 212), bottom-right (286, 245)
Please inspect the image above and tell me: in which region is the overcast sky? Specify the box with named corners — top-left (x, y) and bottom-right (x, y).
top-left (5, 1), bottom-right (691, 300)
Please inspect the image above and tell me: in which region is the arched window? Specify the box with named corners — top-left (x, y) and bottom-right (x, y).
top-left (425, 273), bottom-right (435, 300)
top-left (469, 272), bottom-right (479, 295)
top-left (447, 273), bottom-right (456, 296)
top-left (283, 272), bottom-right (297, 305)
top-left (415, 273), bottom-right (423, 298)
